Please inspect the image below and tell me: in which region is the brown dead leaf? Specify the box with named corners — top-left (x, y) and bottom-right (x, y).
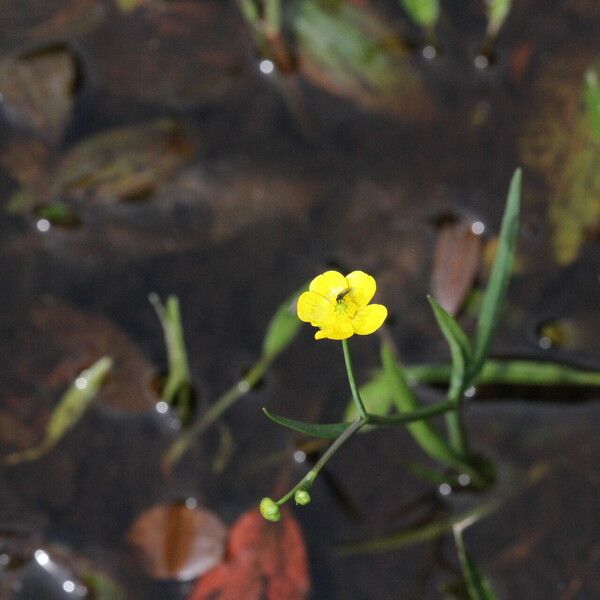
top-left (0, 46), bottom-right (78, 142)
top-left (431, 219), bottom-right (482, 315)
top-left (127, 502), bottom-right (227, 581)
top-left (189, 506), bottom-right (310, 600)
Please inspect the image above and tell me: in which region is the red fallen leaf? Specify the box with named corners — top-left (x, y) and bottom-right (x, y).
top-left (189, 507), bottom-right (310, 600)
top-left (127, 502), bottom-right (227, 581)
top-left (431, 219), bottom-right (482, 316)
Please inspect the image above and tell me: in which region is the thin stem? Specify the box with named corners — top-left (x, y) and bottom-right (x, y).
top-left (277, 417), bottom-right (366, 505)
top-left (342, 339), bottom-right (368, 419)
top-left (445, 387), bottom-right (469, 457)
top-left (367, 398), bottom-right (456, 426)
top-left (162, 355), bottom-right (272, 471)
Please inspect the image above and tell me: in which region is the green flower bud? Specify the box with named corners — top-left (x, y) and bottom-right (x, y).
top-left (259, 497), bottom-right (281, 522)
top-left (294, 489), bottom-right (311, 505)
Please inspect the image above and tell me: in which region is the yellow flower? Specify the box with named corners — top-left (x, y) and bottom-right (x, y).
top-left (297, 270), bottom-right (388, 340)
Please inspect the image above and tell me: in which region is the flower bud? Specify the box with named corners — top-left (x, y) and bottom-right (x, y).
top-left (294, 489), bottom-right (311, 505)
top-left (259, 497), bottom-right (281, 522)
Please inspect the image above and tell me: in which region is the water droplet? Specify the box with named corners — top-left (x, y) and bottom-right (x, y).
top-left (464, 386), bottom-right (476, 398)
top-left (259, 59), bottom-right (275, 75)
top-left (474, 54), bottom-right (489, 70)
top-left (439, 483), bottom-right (452, 496)
top-left (75, 377), bottom-right (88, 390)
top-left (422, 45), bottom-right (437, 60)
top-left (293, 450), bottom-right (306, 463)
top-left (458, 474), bottom-right (471, 486)
top-left (63, 580), bottom-right (76, 593)
top-left (237, 381), bottom-right (251, 393)
top-left (34, 549), bottom-right (50, 566)
top-left (155, 401), bottom-right (169, 414)
top-left (36, 219), bottom-right (51, 233)
top-left (185, 497), bottom-right (198, 509)
top-left (471, 221), bottom-right (485, 235)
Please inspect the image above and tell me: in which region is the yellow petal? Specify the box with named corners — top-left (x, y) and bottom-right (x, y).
top-left (316, 315), bottom-right (354, 340)
top-left (345, 271), bottom-right (376, 307)
top-left (309, 270), bottom-right (348, 303)
top-left (351, 304), bottom-right (388, 335)
top-left (297, 291), bottom-right (331, 325)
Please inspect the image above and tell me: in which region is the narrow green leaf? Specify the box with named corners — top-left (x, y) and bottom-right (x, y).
top-left (453, 526), bottom-right (497, 600)
top-left (149, 294), bottom-right (191, 404)
top-left (405, 358), bottom-right (600, 387)
top-left (486, 0), bottom-right (512, 38)
top-left (399, 0), bottom-right (440, 28)
top-left (584, 69), bottom-right (600, 144)
top-left (5, 357), bottom-right (113, 465)
top-left (262, 407), bottom-right (351, 439)
top-left (428, 296), bottom-right (472, 399)
top-left (468, 168), bottom-right (521, 383)
top-left (338, 499), bottom-right (498, 556)
top-left (262, 285), bottom-right (306, 359)
top-left (381, 343), bottom-right (468, 470)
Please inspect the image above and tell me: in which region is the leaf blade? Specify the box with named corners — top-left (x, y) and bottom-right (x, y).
top-left (468, 168), bottom-right (521, 382)
top-left (263, 408), bottom-right (351, 439)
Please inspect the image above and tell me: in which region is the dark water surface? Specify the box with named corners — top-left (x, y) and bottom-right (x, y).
top-left (1, 1), bottom-right (600, 598)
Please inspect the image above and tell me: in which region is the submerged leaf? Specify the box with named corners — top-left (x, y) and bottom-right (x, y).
top-left (293, 0), bottom-right (434, 119)
top-left (127, 502), bottom-right (227, 581)
top-left (4, 357), bottom-right (112, 465)
top-left (0, 46), bottom-right (78, 142)
top-left (189, 506), bottom-right (310, 600)
top-left (485, 0), bottom-right (512, 38)
top-left (519, 58), bottom-right (600, 265)
top-left (431, 219), bottom-right (482, 316)
top-left (453, 526), bottom-right (497, 600)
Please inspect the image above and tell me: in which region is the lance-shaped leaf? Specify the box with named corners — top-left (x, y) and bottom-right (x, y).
top-left (4, 357), bottom-right (112, 465)
top-left (149, 294), bottom-right (191, 405)
top-left (263, 408), bottom-right (351, 439)
top-left (262, 284), bottom-right (307, 360)
top-left (381, 343), bottom-right (468, 471)
top-left (399, 0), bottom-right (440, 28)
top-left (486, 0), bottom-right (512, 38)
top-left (453, 526), bottom-right (497, 600)
top-left (467, 169), bottom-right (521, 383)
top-left (428, 296), bottom-right (472, 399)
top-left (584, 69), bottom-right (600, 143)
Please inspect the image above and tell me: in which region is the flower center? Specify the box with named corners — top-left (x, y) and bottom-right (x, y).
top-left (335, 288), bottom-right (357, 317)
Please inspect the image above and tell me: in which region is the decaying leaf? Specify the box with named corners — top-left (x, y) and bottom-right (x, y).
top-left (0, 299), bottom-right (158, 416)
top-left (0, 46), bottom-right (78, 142)
top-left (519, 54), bottom-right (600, 265)
top-left (431, 219), bottom-right (482, 316)
top-left (293, 0), bottom-right (434, 119)
top-left (6, 119), bottom-right (197, 214)
top-left (127, 502), bottom-right (227, 581)
top-left (189, 506), bottom-right (310, 600)
top-left (0, 1), bottom-right (106, 52)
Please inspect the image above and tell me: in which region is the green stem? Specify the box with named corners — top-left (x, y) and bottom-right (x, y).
top-left (367, 398), bottom-right (456, 426)
top-left (277, 417), bottom-right (366, 505)
top-left (162, 355), bottom-right (272, 471)
top-left (264, 0), bottom-right (281, 35)
top-left (445, 387), bottom-right (469, 457)
top-left (342, 339), bottom-right (368, 419)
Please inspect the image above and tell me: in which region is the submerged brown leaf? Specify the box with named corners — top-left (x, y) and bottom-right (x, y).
top-left (293, 0), bottom-right (433, 119)
top-left (0, 46), bottom-right (78, 142)
top-left (431, 220), bottom-right (482, 315)
top-left (127, 502), bottom-right (227, 581)
top-left (189, 507), bottom-right (310, 600)
top-left (0, 299), bottom-right (157, 419)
